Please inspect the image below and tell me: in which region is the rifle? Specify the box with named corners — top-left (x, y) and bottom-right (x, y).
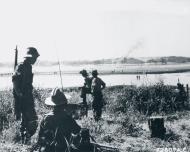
top-left (91, 142), bottom-right (120, 152)
top-left (89, 135), bottom-right (120, 152)
top-left (14, 45), bottom-right (18, 70)
top-left (69, 129), bottom-right (120, 152)
top-left (12, 45), bottom-right (22, 120)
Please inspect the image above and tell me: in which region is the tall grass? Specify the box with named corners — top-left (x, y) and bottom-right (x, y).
top-left (0, 83), bottom-right (189, 151)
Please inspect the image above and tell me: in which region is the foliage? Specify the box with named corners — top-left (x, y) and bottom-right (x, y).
top-left (0, 84), bottom-right (189, 151)
top-left (105, 82), bottom-right (188, 116)
top-left (0, 89), bottom-right (14, 131)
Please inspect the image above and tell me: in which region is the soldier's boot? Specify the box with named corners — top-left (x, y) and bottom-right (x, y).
top-left (24, 134), bottom-right (31, 145)
top-left (20, 130), bottom-right (31, 145)
top-left (23, 132), bottom-right (32, 145)
top-left (21, 131), bottom-right (26, 144)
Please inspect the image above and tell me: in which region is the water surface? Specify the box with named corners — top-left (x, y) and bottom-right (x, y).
top-left (1, 72), bottom-right (190, 90)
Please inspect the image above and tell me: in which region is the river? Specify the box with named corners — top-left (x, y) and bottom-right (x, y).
top-left (1, 72), bottom-right (190, 90)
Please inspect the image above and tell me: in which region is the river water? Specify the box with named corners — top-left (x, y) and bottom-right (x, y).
top-left (1, 72), bottom-right (190, 90)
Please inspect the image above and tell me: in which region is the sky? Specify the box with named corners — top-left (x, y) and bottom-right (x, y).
top-left (0, 0), bottom-right (190, 62)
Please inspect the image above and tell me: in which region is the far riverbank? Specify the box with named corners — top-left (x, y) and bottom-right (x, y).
top-left (1, 63), bottom-right (190, 76)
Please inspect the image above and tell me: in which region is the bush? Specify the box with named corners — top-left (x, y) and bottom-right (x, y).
top-left (0, 89), bottom-right (15, 131)
top-left (105, 82), bottom-right (188, 116)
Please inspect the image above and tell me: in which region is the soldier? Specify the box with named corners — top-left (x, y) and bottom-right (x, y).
top-left (12, 47), bottom-right (40, 144)
top-left (91, 70), bottom-right (106, 121)
top-left (37, 88), bottom-right (81, 152)
top-left (79, 69), bottom-right (92, 105)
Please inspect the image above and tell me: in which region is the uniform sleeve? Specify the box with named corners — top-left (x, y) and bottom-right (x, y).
top-left (100, 78), bottom-right (106, 89)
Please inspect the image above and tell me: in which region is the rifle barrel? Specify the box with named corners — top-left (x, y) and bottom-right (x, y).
top-left (14, 45), bottom-right (18, 70)
top-left (92, 142), bottom-right (119, 152)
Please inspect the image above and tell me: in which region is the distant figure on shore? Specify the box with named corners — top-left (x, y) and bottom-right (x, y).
top-left (79, 69), bottom-right (92, 105)
top-left (91, 70), bottom-right (106, 121)
top-left (12, 47), bottom-right (40, 144)
top-left (136, 75), bottom-right (141, 80)
top-left (37, 88), bottom-right (81, 152)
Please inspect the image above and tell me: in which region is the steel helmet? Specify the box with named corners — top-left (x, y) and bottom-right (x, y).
top-left (24, 47), bottom-right (40, 58)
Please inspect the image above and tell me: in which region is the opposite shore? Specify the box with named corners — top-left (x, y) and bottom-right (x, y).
top-left (1, 63), bottom-right (190, 76)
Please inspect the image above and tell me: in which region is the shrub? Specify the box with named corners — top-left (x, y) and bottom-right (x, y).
top-left (105, 83), bottom-right (188, 116)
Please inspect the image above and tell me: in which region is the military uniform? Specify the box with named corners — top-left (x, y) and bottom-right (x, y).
top-left (83, 77), bottom-right (92, 94)
top-left (91, 70), bottom-right (106, 121)
top-left (38, 110), bottom-right (81, 152)
top-left (12, 60), bottom-right (38, 143)
top-left (79, 70), bottom-right (92, 104)
top-left (37, 88), bottom-right (81, 152)
top-left (81, 77), bottom-right (92, 102)
top-left (12, 47), bottom-right (39, 144)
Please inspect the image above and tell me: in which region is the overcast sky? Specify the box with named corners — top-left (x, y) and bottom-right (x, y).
top-left (0, 0), bottom-right (190, 62)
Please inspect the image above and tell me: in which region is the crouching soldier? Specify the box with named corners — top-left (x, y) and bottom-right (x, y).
top-left (37, 88), bottom-right (81, 152)
top-left (12, 47), bottom-right (40, 144)
top-left (91, 70), bottom-right (106, 121)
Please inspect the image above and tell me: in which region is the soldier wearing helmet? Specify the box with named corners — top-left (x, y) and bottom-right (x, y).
top-left (12, 47), bottom-right (40, 144)
top-left (91, 70), bottom-right (106, 121)
top-left (37, 88), bottom-right (81, 152)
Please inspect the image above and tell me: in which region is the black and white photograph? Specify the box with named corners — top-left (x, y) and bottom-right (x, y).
top-left (0, 0), bottom-right (190, 151)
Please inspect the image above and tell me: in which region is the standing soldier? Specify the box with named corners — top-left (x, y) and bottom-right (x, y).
top-left (79, 69), bottom-right (92, 105)
top-left (12, 47), bottom-right (40, 144)
top-left (91, 70), bottom-right (106, 121)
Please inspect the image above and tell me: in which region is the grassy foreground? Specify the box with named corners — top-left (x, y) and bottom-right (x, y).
top-left (0, 84), bottom-right (190, 152)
